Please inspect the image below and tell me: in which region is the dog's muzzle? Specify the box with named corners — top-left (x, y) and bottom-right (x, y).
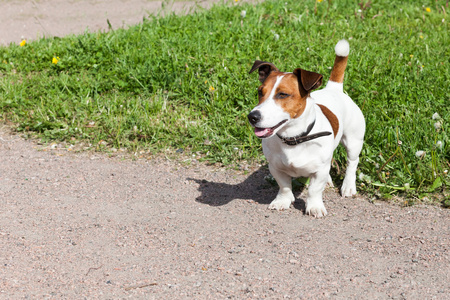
top-left (248, 110), bottom-right (287, 138)
top-left (247, 110), bottom-right (261, 126)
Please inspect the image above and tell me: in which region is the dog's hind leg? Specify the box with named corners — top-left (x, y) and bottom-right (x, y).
top-left (340, 133), bottom-right (364, 197)
top-left (268, 166), bottom-right (295, 210)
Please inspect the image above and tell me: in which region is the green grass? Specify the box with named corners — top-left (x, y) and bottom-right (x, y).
top-left (0, 0), bottom-right (448, 203)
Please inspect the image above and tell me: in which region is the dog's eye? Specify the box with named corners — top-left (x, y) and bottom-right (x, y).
top-left (276, 92), bottom-right (289, 99)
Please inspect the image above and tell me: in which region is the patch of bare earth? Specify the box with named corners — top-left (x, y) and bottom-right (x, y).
top-left (0, 0), bottom-right (229, 45)
top-left (1, 128), bottom-right (449, 298)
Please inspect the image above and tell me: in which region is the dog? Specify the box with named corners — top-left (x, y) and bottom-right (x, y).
top-left (247, 40), bottom-right (365, 217)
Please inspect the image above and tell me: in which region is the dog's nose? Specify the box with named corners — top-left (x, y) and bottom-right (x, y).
top-left (248, 110), bottom-right (261, 125)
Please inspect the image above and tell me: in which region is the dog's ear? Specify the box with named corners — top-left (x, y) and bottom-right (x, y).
top-left (293, 68), bottom-right (323, 98)
top-left (249, 60), bottom-right (279, 83)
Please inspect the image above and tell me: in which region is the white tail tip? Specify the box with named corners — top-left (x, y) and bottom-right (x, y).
top-left (335, 39), bottom-right (349, 57)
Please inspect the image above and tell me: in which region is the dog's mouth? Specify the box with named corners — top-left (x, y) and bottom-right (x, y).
top-left (254, 120), bottom-right (288, 138)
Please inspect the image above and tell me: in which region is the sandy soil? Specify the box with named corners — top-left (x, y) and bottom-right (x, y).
top-left (0, 0), bottom-right (227, 46)
top-left (1, 1), bottom-right (449, 298)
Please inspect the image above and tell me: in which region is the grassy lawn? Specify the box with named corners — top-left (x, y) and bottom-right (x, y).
top-left (0, 0), bottom-right (448, 203)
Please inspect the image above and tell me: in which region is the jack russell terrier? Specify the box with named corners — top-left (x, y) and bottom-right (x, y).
top-left (247, 40), bottom-right (365, 217)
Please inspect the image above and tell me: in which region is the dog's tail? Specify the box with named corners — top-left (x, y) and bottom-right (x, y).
top-left (328, 39), bottom-right (349, 88)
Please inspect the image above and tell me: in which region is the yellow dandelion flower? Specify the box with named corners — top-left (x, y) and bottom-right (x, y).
top-left (409, 54), bottom-right (414, 58)
top-left (19, 40), bottom-right (26, 47)
top-left (209, 86), bottom-right (215, 92)
top-left (234, 0), bottom-right (239, 2)
top-left (317, 0), bottom-right (323, 2)
top-left (425, 7), bottom-right (431, 13)
top-left (419, 35), bottom-right (423, 39)
top-left (52, 56), bottom-right (60, 64)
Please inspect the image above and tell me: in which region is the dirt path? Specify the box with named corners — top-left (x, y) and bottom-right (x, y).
top-left (0, 0), bottom-right (226, 46)
top-left (1, 129), bottom-right (449, 299)
top-left (1, 1), bottom-right (449, 298)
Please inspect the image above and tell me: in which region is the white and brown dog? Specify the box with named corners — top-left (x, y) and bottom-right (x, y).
top-left (247, 40), bottom-right (365, 217)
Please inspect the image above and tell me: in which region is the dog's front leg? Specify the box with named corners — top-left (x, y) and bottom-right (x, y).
top-left (305, 169), bottom-right (330, 218)
top-left (267, 165), bottom-right (295, 210)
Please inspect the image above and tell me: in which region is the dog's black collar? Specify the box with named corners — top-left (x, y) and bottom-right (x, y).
top-left (276, 120), bottom-right (332, 146)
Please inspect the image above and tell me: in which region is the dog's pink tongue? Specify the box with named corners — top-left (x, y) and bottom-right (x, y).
top-left (254, 127), bottom-right (271, 137)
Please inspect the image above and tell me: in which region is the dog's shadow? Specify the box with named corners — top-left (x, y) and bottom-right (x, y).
top-left (188, 166), bottom-right (306, 211)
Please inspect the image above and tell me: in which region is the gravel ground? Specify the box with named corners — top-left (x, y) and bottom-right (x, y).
top-left (0, 0), bottom-right (231, 46)
top-left (1, 0), bottom-right (449, 298)
top-left (1, 131), bottom-right (449, 299)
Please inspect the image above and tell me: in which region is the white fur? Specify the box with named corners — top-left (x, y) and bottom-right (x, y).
top-left (325, 80), bottom-right (343, 91)
top-left (249, 49), bottom-right (365, 217)
top-left (252, 76), bottom-right (290, 131)
top-left (261, 88), bottom-right (364, 217)
top-left (335, 39), bottom-right (349, 57)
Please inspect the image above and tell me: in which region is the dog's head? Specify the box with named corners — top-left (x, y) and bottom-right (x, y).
top-left (247, 60), bottom-right (323, 138)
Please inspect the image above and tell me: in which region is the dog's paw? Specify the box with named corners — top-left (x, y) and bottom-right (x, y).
top-left (341, 181), bottom-right (357, 197)
top-left (305, 202), bottom-right (328, 218)
top-left (268, 195), bottom-right (294, 211)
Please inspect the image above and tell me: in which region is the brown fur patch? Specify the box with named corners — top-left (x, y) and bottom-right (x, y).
top-left (329, 56), bottom-right (348, 83)
top-left (258, 73), bottom-right (307, 119)
top-left (318, 104), bottom-right (339, 137)
top-left (275, 74), bottom-right (307, 118)
top-left (257, 73), bottom-right (280, 104)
